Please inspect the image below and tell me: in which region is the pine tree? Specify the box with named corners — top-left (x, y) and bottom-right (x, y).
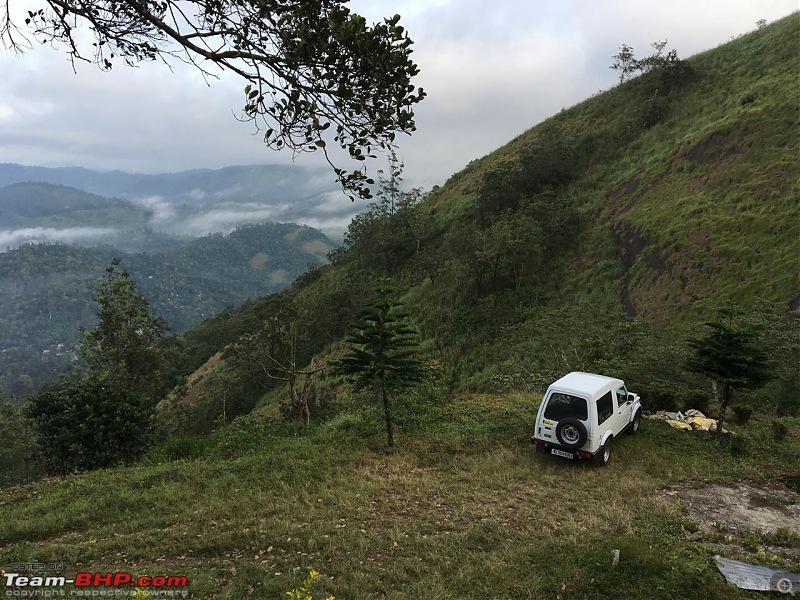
top-left (333, 278), bottom-right (426, 448)
top-left (687, 305), bottom-right (772, 437)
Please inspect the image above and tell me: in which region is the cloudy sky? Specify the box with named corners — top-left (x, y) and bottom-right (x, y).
top-left (0, 0), bottom-right (795, 191)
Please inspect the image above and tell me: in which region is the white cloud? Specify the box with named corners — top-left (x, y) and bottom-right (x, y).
top-left (0, 0), bottom-right (796, 191)
top-left (129, 196), bottom-right (176, 227)
top-left (0, 227), bottom-right (121, 250)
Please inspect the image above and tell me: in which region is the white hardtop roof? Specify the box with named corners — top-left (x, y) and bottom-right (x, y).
top-left (547, 372), bottom-right (624, 398)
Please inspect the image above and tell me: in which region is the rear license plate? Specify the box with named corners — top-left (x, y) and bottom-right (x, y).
top-left (551, 449), bottom-right (574, 459)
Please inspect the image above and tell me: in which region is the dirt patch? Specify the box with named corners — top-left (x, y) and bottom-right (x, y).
top-left (666, 481), bottom-right (800, 535)
top-left (684, 132), bottom-right (739, 164)
top-left (607, 175), bottom-right (641, 204)
top-left (612, 222), bottom-right (671, 317)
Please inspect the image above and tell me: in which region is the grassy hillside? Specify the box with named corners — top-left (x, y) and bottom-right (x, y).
top-left (2, 15), bottom-right (799, 600)
top-left (2, 396), bottom-right (798, 598)
top-left (432, 13), bottom-right (798, 324)
top-left (164, 15), bottom-right (799, 408)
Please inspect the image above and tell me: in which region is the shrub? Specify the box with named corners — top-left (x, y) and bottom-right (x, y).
top-left (638, 93), bottom-right (669, 128)
top-left (162, 434), bottom-right (210, 461)
top-left (732, 404), bottom-right (754, 425)
top-left (771, 419), bottom-right (788, 443)
top-left (730, 434), bottom-right (750, 457)
top-left (635, 383), bottom-right (680, 412)
top-left (683, 391), bottom-right (711, 414)
top-left (286, 570), bottom-right (333, 600)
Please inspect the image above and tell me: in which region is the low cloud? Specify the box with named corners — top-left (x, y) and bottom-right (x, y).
top-left (170, 204), bottom-right (280, 236)
top-left (0, 227), bottom-right (121, 250)
top-left (129, 195), bottom-right (176, 227)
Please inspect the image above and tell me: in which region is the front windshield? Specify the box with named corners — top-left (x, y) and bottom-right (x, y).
top-left (543, 392), bottom-right (588, 421)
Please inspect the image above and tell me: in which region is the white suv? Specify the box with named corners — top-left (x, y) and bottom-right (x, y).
top-left (530, 372), bottom-right (642, 466)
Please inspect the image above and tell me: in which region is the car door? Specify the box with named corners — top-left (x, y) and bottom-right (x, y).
top-left (614, 385), bottom-right (633, 433)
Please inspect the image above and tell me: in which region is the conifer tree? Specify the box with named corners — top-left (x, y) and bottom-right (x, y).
top-left (333, 278), bottom-right (426, 448)
top-left (687, 305), bottom-right (771, 437)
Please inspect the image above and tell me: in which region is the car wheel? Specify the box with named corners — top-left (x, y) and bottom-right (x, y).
top-left (593, 438), bottom-right (612, 467)
top-left (555, 418), bottom-right (587, 450)
top-left (627, 409), bottom-right (642, 435)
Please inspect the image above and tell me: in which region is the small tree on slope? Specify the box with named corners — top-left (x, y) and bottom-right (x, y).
top-left (333, 278), bottom-right (426, 448)
top-left (687, 306), bottom-right (772, 438)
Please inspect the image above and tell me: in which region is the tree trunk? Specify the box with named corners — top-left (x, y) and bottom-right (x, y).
top-left (381, 374), bottom-right (394, 448)
top-left (715, 383), bottom-right (733, 439)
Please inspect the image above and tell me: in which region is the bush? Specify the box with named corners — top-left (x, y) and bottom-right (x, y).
top-left (162, 434), bottom-right (210, 461)
top-left (683, 391), bottom-right (711, 414)
top-left (732, 404), bottom-right (754, 425)
top-left (730, 434), bottom-right (750, 457)
top-left (771, 419), bottom-right (788, 443)
top-left (638, 93), bottom-right (669, 128)
top-left (25, 372), bottom-right (154, 474)
top-left (635, 383), bottom-right (680, 412)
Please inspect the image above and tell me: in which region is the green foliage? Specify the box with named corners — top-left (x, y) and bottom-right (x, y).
top-left (610, 39), bottom-right (687, 86)
top-left (0, 397), bottom-right (41, 487)
top-left (0, 222), bottom-right (333, 398)
top-left (286, 570), bottom-right (334, 600)
top-left (341, 153), bottom-right (430, 274)
top-left (635, 383), bottom-right (681, 413)
top-left (687, 305), bottom-right (772, 436)
top-left (24, 371), bottom-right (153, 473)
top-left (683, 391), bottom-right (712, 414)
top-left (771, 419), bottom-right (788, 443)
top-left (81, 259), bottom-right (170, 397)
top-left (332, 278), bottom-right (427, 447)
top-left (22, 260), bottom-right (171, 473)
top-left (729, 433), bottom-right (750, 457)
top-left (161, 433), bottom-right (212, 461)
top-left (731, 404), bottom-right (754, 425)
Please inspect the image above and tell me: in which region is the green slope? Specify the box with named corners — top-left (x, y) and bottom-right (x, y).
top-left (169, 15), bottom-right (799, 403)
top-left (435, 13), bottom-right (798, 324)
top-left (2, 16), bottom-right (799, 600)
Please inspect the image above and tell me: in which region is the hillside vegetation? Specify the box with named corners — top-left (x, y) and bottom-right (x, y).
top-left (0, 222), bottom-right (334, 398)
top-left (1, 15), bottom-right (799, 600)
top-left (163, 14), bottom-right (799, 424)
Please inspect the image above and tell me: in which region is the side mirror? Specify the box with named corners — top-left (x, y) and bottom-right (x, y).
top-left (627, 393), bottom-right (635, 403)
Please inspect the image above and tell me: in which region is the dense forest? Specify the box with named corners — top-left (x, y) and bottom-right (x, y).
top-left (0, 221), bottom-right (334, 399)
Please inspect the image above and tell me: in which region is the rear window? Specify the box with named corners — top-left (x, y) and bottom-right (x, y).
top-left (543, 393), bottom-right (588, 421)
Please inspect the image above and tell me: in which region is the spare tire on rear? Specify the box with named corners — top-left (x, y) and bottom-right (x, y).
top-left (555, 418), bottom-right (587, 449)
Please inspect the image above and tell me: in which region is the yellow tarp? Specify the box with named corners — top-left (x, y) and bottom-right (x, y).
top-left (665, 419), bottom-right (692, 431)
top-left (688, 416), bottom-right (719, 431)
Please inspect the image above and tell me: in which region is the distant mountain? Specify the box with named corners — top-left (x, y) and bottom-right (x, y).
top-left (0, 222), bottom-right (336, 399)
top-left (0, 163), bottom-right (360, 239)
top-left (0, 163), bottom-right (329, 204)
top-left (0, 182), bottom-right (150, 229)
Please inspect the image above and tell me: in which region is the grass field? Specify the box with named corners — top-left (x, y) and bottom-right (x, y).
top-left (2, 393), bottom-right (798, 599)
